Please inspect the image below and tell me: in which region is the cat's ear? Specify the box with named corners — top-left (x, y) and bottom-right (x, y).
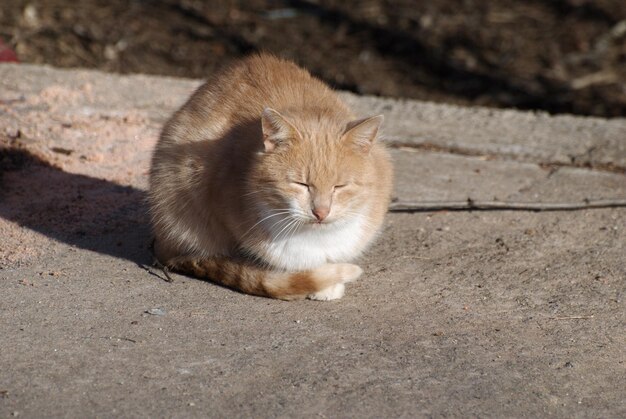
top-left (261, 108), bottom-right (301, 152)
top-left (342, 115), bottom-right (384, 152)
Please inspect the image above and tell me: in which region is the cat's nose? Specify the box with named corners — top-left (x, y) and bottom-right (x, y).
top-left (312, 206), bottom-right (329, 222)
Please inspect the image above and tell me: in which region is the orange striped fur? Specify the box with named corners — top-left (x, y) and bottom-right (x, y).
top-left (149, 54), bottom-right (393, 300)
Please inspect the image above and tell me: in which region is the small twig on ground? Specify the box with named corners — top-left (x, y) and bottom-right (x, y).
top-left (146, 238), bottom-right (174, 282)
top-left (100, 336), bottom-right (137, 343)
top-left (151, 259), bottom-right (174, 282)
top-left (548, 315), bottom-right (595, 320)
top-left (139, 260), bottom-right (174, 282)
top-left (388, 198), bottom-right (626, 212)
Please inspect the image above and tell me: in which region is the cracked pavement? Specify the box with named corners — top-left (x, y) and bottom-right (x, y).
top-left (1, 64), bottom-right (625, 417)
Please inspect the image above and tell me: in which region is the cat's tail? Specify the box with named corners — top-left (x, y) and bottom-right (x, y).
top-left (168, 257), bottom-right (362, 300)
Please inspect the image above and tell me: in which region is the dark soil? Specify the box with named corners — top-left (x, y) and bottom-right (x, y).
top-left (2, 0), bottom-right (626, 117)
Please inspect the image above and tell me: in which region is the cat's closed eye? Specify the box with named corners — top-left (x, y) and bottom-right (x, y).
top-left (334, 184), bottom-right (347, 190)
top-left (293, 181), bottom-right (309, 189)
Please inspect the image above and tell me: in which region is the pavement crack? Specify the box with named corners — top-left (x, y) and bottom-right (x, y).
top-left (389, 140), bottom-right (625, 174)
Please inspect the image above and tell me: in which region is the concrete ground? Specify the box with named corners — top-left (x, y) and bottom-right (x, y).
top-left (1, 64), bottom-right (624, 418)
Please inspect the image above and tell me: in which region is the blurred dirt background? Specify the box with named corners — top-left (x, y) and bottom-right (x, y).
top-left (1, 0), bottom-right (626, 117)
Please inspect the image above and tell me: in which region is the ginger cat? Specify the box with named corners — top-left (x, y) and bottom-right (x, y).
top-left (149, 54), bottom-right (393, 300)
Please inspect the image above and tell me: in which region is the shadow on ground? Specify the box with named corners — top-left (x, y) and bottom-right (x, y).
top-left (0, 146), bottom-right (152, 266)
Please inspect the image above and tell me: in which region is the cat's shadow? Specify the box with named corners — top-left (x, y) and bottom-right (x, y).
top-left (0, 147), bottom-right (152, 267)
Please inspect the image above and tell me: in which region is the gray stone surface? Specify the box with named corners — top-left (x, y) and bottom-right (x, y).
top-left (344, 93), bottom-right (626, 169)
top-left (1, 64), bottom-right (625, 418)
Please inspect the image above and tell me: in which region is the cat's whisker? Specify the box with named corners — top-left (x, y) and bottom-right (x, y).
top-left (283, 218), bottom-right (302, 241)
top-left (272, 221), bottom-right (291, 242)
top-left (290, 219), bottom-right (303, 236)
top-left (285, 219), bottom-right (304, 242)
top-left (241, 210), bottom-right (293, 239)
top-left (267, 215), bottom-right (292, 235)
top-left (274, 217), bottom-right (299, 242)
top-left (283, 216), bottom-right (301, 236)
top-left (266, 210), bottom-right (295, 226)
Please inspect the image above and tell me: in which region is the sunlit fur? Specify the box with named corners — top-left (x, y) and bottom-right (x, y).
top-left (149, 54), bottom-right (393, 300)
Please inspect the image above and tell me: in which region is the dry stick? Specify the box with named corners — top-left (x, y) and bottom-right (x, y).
top-left (147, 238), bottom-right (174, 282)
top-left (548, 315), bottom-right (595, 320)
top-left (388, 198), bottom-right (626, 212)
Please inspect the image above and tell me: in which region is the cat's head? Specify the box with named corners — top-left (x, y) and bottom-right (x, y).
top-left (250, 107), bottom-right (384, 228)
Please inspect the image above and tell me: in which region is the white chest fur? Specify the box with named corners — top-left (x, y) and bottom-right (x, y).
top-left (260, 213), bottom-right (369, 270)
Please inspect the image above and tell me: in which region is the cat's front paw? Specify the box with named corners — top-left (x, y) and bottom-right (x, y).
top-left (308, 283), bottom-right (345, 301)
top-left (306, 263), bottom-right (362, 301)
